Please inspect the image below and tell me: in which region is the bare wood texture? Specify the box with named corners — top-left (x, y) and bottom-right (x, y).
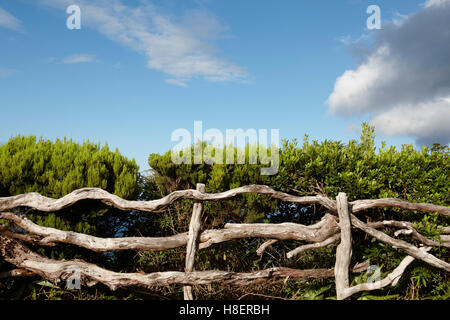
top-left (2, 185), bottom-right (448, 217)
top-left (0, 212), bottom-right (339, 252)
top-left (184, 183), bottom-right (205, 300)
top-left (256, 240), bottom-right (278, 257)
top-left (287, 233), bottom-right (340, 259)
top-left (0, 236), bottom-right (368, 290)
top-left (200, 214), bottom-right (339, 248)
top-left (350, 198), bottom-right (450, 216)
top-left (334, 193), bottom-right (352, 300)
top-left (367, 220), bottom-right (450, 248)
top-left (0, 185), bottom-right (336, 213)
top-left (351, 214), bottom-right (450, 272)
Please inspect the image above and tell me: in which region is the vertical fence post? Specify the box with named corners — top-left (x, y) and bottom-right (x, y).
top-left (334, 192), bottom-right (352, 300)
top-left (183, 183), bottom-right (206, 300)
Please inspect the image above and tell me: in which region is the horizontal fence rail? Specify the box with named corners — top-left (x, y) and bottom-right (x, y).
top-left (0, 184), bottom-right (449, 300)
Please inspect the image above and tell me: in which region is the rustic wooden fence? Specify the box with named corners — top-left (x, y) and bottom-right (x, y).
top-left (0, 184), bottom-right (449, 300)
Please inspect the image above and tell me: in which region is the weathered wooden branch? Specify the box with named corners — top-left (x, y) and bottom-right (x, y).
top-left (256, 239), bottom-right (278, 257)
top-left (0, 236), bottom-right (369, 290)
top-left (184, 183), bottom-right (205, 300)
top-left (341, 247), bottom-right (432, 300)
top-left (0, 185), bottom-right (337, 213)
top-left (334, 193), bottom-right (353, 300)
top-left (2, 185), bottom-right (448, 217)
top-left (351, 214), bottom-right (450, 272)
top-left (287, 233), bottom-right (340, 259)
top-left (350, 198), bottom-right (450, 216)
top-left (206, 213), bottom-right (340, 247)
top-left (0, 212), bottom-right (339, 252)
top-left (367, 220), bottom-right (450, 248)
top-left (0, 211), bottom-right (189, 250)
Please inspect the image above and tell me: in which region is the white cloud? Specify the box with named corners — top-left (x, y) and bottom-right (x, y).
top-left (0, 7), bottom-right (23, 32)
top-left (370, 98), bottom-right (450, 146)
top-left (38, 0), bottom-right (247, 85)
top-left (328, 1), bottom-right (450, 146)
top-left (328, 46), bottom-right (396, 115)
top-left (62, 54), bottom-right (95, 64)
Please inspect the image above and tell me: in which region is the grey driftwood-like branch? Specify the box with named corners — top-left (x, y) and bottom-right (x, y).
top-left (0, 185), bottom-right (337, 213)
top-left (350, 198), bottom-right (450, 216)
top-left (256, 239), bottom-right (278, 257)
top-left (0, 212), bottom-right (340, 252)
top-left (0, 236), bottom-right (369, 290)
top-left (367, 220), bottom-right (450, 248)
top-left (184, 183), bottom-right (205, 300)
top-left (334, 193), bottom-right (353, 300)
top-left (287, 233), bottom-right (341, 259)
top-left (1, 185), bottom-right (448, 216)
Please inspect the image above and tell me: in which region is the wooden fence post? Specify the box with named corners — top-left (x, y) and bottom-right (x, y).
top-left (334, 192), bottom-right (352, 300)
top-left (183, 183), bottom-right (206, 300)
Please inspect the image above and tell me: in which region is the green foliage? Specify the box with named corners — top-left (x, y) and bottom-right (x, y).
top-left (0, 135), bottom-right (139, 199)
top-left (298, 284), bottom-right (333, 300)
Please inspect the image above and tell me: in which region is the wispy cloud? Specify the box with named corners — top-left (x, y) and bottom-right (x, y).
top-left (0, 66), bottom-right (18, 77)
top-left (44, 54), bottom-right (96, 64)
top-left (336, 34), bottom-right (370, 46)
top-left (62, 54), bottom-right (95, 64)
top-left (0, 7), bottom-right (24, 32)
top-left (38, 0), bottom-right (248, 86)
top-left (165, 78), bottom-right (188, 87)
top-left (424, 0), bottom-right (450, 8)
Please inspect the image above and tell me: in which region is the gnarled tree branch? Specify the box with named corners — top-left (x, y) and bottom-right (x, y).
top-left (0, 185), bottom-right (337, 213)
top-left (256, 239), bottom-right (278, 257)
top-left (287, 233), bottom-right (341, 259)
top-left (0, 212), bottom-right (340, 252)
top-left (367, 220), bottom-right (450, 248)
top-left (334, 193), bottom-right (353, 300)
top-left (350, 198), bottom-right (450, 216)
top-left (0, 236), bottom-right (368, 290)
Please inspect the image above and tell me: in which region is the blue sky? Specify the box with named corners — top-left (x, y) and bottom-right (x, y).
top-left (1, 0), bottom-right (449, 171)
